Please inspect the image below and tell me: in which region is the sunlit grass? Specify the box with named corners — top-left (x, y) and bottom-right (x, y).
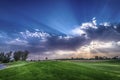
top-left (0, 60), bottom-right (120, 80)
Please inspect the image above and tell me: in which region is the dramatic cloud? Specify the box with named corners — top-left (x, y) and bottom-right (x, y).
top-left (71, 17), bottom-right (98, 38)
top-left (44, 40), bottom-right (120, 59)
top-left (72, 18), bottom-right (120, 41)
top-left (20, 30), bottom-right (50, 39)
top-left (6, 38), bottom-right (28, 46)
top-left (0, 18), bottom-right (120, 59)
top-left (0, 0), bottom-right (120, 60)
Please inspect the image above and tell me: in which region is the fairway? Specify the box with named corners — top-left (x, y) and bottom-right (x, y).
top-left (0, 61), bottom-right (120, 80)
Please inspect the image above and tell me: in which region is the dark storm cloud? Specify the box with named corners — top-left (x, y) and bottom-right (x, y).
top-left (22, 35), bottom-right (90, 54)
top-left (83, 23), bottom-right (120, 41)
top-left (45, 36), bottom-right (90, 50)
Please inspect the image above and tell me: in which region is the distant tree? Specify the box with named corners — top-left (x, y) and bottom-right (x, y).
top-left (71, 57), bottom-right (74, 60)
top-left (0, 51), bottom-right (12, 63)
top-left (13, 50), bottom-right (29, 61)
top-left (13, 51), bottom-right (22, 61)
top-left (99, 56), bottom-right (103, 60)
top-left (0, 50), bottom-right (29, 63)
top-left (21, 50), bottom-right (29, 61)
top-left (45, 57), bottom-right (48, 60)
top-left (4, 51), bottom-right (12, 63)
top-left (0, 52), bottom-right (4, 61)
top-left (112, 56), bottom-right (119, 60)
top-left (95, 56), bottom-right (99, 60)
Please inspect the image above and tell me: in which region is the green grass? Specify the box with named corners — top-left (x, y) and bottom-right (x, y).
top-left (0, 60), bottom-right (120, 80)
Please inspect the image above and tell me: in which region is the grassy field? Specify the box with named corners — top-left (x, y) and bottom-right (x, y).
top-left (0, 60), bottom-right (120, 80)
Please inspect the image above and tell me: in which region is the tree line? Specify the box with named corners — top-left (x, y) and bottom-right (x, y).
top-left (56, 56), bottom-right (120, 61)
top-left (0, 50), bottom-right (29, 63)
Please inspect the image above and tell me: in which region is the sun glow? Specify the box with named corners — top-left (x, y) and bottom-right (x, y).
top-left (45, 41), bottom-right (119, 59)
top-left (90, 41), bottom-right (113, 48)
top-left (74, 41), bottom-right (115, 58)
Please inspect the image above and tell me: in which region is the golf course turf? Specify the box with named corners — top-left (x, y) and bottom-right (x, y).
top-left (0, 60), bottom-right (120, 80)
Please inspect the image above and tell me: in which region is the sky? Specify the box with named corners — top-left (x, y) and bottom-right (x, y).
top-left (0, 0), bottom-right (120, 59)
